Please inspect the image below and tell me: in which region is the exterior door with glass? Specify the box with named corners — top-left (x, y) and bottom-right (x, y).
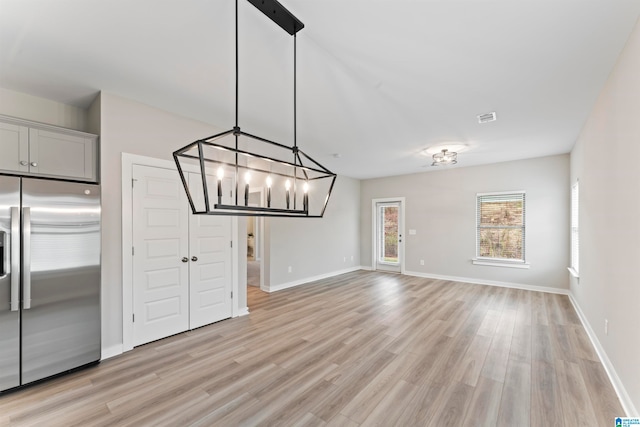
top-left (375, 201), bottom-right (402, 273)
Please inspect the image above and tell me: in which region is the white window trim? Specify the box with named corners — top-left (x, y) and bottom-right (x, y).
top-left (472, 257), bottom-right (530, 269)
top-left (475, 190), bottom-right (527, 267)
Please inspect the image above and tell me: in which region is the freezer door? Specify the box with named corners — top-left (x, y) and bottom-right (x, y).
top-left (0, 176), bottom-right (20, 392)
top-left (21, 178), bottom-right (101, 384)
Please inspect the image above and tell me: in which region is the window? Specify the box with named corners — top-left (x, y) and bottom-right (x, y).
top-left (475, 192), bottom-right (526, 264)
top-left (569, 181), bottom-right (579, 277)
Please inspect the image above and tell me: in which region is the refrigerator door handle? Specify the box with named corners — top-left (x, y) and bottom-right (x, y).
top-left (23, 207), bottom-right (32, 310)
top-left (10, 206), bottom-right (20, 311)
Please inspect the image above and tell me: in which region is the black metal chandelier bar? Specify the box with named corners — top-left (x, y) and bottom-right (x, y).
top-left (173, 0), bottom-right (336, 218)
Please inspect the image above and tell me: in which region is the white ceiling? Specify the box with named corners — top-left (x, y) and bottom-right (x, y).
top-left (1, 0), bottom-right (639, 179)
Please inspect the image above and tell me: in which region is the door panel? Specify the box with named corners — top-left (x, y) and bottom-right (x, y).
top-left (188, 173), bottom-right (232, 329)
top-left (29, 129), bottom-right (95, 181)
top-left (0, 122), bottom-right (29, 174)
top-left (375, 202), bottom-right (402, 273)
top-left (0, 176), bottom-right (20, 392)
top-left (21, 178), bottom-right (101, 384)
top-left (133, 165), bottom-right (189, 346)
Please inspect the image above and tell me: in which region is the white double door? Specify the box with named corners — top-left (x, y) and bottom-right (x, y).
top-left (132, 165), bottom-right (232, 346)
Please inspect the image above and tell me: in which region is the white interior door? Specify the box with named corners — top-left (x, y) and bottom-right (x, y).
top-left (132, 165), bottom-right (189, 346)
top-left (188, 172), bottom-right (233, 329)
top-left (375, 201), bottom-right (402, 273)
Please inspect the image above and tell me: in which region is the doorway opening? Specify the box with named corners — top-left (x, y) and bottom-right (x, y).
top-left (247, 215), bottom-right (259, 287)
top-left (246, 191), bottom-right (266, 308)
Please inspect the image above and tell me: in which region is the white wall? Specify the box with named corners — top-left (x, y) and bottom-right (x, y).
top-left (87, 93), bottom-right (101, 135)
top-left (265, 175), bottom-right (361, 290)
top-left (570, 18), bottom-right (640, 415)
top-left (360, 154), bottom-right (570, 291)
top-left (99, 92), bottom-right (247, 352)
top-left (0, 87), bottom-right (89, 132)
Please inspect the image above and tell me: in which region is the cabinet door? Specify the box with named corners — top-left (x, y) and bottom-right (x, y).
top-left (0, 122), bottom-right (29, 173)
top-left (29, 129), bottom-right (95, 181)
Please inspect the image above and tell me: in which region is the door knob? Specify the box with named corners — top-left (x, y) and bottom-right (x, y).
top-left (191, 256), bottom-right (198, 262)
top-left (30, 162), bottom-right (38, 167)
top-left (20, 161), bottom-right (28, 166)
top-left (181, 257), bottom-right (188, 263)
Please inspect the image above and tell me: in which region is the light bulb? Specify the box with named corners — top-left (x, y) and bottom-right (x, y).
top-left (285, 180), bottom-right (291, 190)
top-left (303, 182), bottom-right (309, 193)
top-left (244, 171), bottom-right (251, 184)
top-left (217, 167), bottom-right (224, 180)
top-left (266, 176), bottom-right (272, 188)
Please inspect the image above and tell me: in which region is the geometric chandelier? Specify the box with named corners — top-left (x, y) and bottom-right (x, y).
top-left (173, 0), bottom-right (336, 217)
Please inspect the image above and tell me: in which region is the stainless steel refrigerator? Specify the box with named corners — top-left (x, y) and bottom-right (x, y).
top-left (0, 176), bottom-right (100, 392)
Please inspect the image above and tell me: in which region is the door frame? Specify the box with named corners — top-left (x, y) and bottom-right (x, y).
top-left (371, 197), bottom-right (406, 274)
top-left (121, 153), bottom-right (241, 353)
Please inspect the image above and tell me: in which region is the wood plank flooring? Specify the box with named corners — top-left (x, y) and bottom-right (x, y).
top-left (0, 271), bottom-right (624, 426)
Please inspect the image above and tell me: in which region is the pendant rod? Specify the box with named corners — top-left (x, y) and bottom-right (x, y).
top-left (293, 32), bottom-right (298, 209)
top-left (294, 33), bottom-right (297, 151)
top-left (235, 0), bottom-right (239, 128)
top-left (234, 0), bottom-right (240, 205)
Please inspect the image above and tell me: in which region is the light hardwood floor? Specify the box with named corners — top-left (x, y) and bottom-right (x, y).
top-left (0, 271), bottom-right (624, 426)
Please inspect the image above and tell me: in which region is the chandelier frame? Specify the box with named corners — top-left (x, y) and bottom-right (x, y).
top-left (173, 0), bottom-right (337, 218)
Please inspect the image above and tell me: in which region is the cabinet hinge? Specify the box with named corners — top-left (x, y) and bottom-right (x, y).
top-left (230, 240), bottom-right (233, 248)
top-left (132, 178), bottom-right (137, 187)
top-left (132, 313), bottom-right (135, 322)
top-left (231, 291), bottom-right (233, 299)
top-left (132, 246), bottom-right (135, 256)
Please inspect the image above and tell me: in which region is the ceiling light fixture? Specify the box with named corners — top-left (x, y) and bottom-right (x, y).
top-left (431, 149), bottom-right (457, 166)
top-left (173, 0), bottom-right (336, 217)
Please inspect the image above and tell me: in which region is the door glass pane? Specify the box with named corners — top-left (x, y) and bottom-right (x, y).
top-left (379, 205), bottom-right (399, 264)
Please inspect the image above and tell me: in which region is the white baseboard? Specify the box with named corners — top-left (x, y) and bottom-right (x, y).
top-left (101, 344), bottom-right (124, 361)
top-left (236, 307), bottom-right (250, 317)
top-left (403, 270), bottom-right (569, 295)
top-left (267, 266), bottom-right (363, 293)
top-left (568, 294), bottom-right (637, 417)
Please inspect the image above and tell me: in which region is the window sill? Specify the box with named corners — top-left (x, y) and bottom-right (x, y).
top-left (567, 267), bottom-right (579, 279)
top-left (472, 259), bottom-right (530, 269)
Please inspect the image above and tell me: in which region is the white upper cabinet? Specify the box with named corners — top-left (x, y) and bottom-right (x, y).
top-left (0, 121), bottom-right (29, 174)
top-left (0, 116), bottom-right (98, 182)
top-left (29, 129), bottom-right (95, 181)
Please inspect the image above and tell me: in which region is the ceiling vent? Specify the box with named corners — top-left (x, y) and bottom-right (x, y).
top-left (477, 112), bottom-right (497, 124)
